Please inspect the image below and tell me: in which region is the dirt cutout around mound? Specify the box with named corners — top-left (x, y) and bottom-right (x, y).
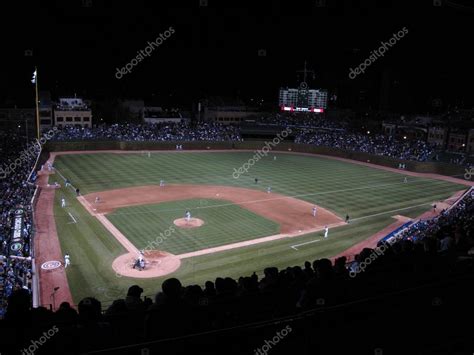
top-left (174, 218), bottom-right (205, 228)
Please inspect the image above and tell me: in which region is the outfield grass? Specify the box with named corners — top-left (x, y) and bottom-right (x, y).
top-left (50, 151), bottom-right (465, 305)
top-left (107, 199), bottom-right (279, 255)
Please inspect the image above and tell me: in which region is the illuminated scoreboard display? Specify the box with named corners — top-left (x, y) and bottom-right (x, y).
top-left (279, 82), bottom-right (328, 113)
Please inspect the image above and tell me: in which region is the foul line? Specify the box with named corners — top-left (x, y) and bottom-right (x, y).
top-left (288, 201), bottom-right (440, 251)
top-left (349, 202), bottom-right (433, 222)
top-left (291, 239), bottom-right (322, 250)
top-left (55, 168), bottom-right (78, 192)
top-left (67, 212), bottom-right (77, 224)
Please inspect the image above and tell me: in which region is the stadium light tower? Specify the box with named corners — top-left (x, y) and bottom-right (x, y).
top-left (31, 68), bottom-right (40, 139)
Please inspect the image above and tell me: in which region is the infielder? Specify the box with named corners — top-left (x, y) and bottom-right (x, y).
top-left (61, 198), bottom-right (66, 208)
top-left (64, 254), bottom-right (70, 268)
top-left (185, 210), bottom-right (191, 222)
top-left (324, 226), bottom-right (329, 239)
top-left (160, 180), bottom-right (165, 187)
top-left (95, 196), bottom-right (100, 204)
top-left (312, 206), bottom-right (317, 217)
top-left (267, 186), bottom-right (272, 193)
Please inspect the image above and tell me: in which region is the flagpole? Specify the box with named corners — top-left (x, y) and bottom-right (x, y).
top-left (34, 67), bottom-right (40, 140)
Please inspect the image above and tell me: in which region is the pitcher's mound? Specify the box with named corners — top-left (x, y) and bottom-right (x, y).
top-left (174, 217), bottom-right (204, 228)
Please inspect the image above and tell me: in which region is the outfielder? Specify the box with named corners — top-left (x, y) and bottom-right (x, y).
top-left (64, 254), bottom-right (70, 268)
top-left (324, 226), bottom-right (329, 239)
top-left (61, 198), bottom-right (66, 208)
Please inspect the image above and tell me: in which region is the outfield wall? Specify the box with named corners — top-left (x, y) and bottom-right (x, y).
top-left (45, 140), bottom-right (465, 177)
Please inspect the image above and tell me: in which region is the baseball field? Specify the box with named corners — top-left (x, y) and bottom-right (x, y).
top-left (36, 150), bottom-right (466, 307)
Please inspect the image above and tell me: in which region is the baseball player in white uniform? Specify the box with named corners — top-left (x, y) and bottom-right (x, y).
top-left (95, 196), bottom-right (100, 204)
top-left (185, 210), bottom-right (191, 222)
top-left (267, 186), bottom-right (272, 193)
top-left (160, 180), bottom-right (165, 187)
top-left (324, 226), bottom-right (329, 238)
top-left (61, 198), bottom-right (66, 208)
top-left (312, 206), bottom-right (317, 217)
top-left (64, 254), bottom-right (70, 268)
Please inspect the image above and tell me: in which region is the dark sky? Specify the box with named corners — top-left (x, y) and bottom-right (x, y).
top-left (1, 0), bottom-right (473, 110)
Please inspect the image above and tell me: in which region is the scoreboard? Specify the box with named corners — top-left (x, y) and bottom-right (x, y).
top-left (279, 82), bottom-right (327, 113)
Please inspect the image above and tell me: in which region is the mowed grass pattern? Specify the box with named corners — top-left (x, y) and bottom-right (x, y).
top-left (49, 151), bottom-right (466, 304)
top-left (107, 199), bottom-right (279, 255)
top-left (54, 152), bottom-right (463, 218)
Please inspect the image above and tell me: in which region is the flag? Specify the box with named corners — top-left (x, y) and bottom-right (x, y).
top-left (31, 70), bottom-right (36, 84)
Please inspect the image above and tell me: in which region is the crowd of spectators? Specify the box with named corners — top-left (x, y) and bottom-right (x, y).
top-left (295, 130), bottom-right (435, 161)
top-left (391, 189), bottom-right (473, 250)
top-left (0, 132), bottom-right (38, 319)
top-left (246, 112), bottom-right (347, 130)
top-left (3, 187), bottom-right (472, 353)
top-left (52, 122), bottom-right (242, 142)
top-left (52, 119), bottom-right (440, 162)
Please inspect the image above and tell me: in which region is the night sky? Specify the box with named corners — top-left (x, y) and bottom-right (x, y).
top-left (1, 0), bottom-right (473, 111)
